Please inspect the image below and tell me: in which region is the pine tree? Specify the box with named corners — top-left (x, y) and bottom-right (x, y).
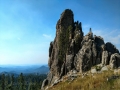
top-left (18, 73), bottom-right (25, 90)
top-left (1, 74), bottom-right (5, 90)
top-left (9, 74), bottom-right (14, 90)
top-left (5, 74), bottom-right (10, 90)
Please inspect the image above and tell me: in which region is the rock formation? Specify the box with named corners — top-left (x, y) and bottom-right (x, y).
top-left (41, 9), bottom-right (120, 89)
top-left (110, 53), bottom-right (120, 69)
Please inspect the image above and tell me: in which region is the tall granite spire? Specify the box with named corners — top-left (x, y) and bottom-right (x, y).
top-left (41, 9), bottom-right (120, 89)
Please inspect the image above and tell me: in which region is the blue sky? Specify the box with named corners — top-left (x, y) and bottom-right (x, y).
top-left (0, 0), bottom-right (120, 65)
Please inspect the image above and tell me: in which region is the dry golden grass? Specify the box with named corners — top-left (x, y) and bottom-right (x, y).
top-left (48, 70), bottom-right (120, 90)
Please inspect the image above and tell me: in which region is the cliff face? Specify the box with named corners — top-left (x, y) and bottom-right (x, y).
top-left (42, 9), bottom-right (120, 89)
top-left (48, 9), bottom-right (84, 83)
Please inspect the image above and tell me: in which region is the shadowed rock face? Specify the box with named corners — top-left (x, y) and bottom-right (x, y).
top-left (48, 9), bottom-right (75, 78)
top-left (41, 9), bottom-right (120, 89)
top-left (110, 53), bottom-right (120, 69)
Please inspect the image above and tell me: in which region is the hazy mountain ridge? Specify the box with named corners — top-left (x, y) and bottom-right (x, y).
top-left (0, 65), bottom-right (49, 75)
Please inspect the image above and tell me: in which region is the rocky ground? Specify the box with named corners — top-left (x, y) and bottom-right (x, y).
top-left (44, 64), bottom-right (120, 89)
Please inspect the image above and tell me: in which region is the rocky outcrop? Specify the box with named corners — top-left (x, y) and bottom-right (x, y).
top-left (48, 9), bottom-right (84, 81)
top-left (110, 53), bottom-right (120, 69)
top-left (41, 9), bottom-right (120, 89)
top-left (106, 42), bottom-right (119, 54)
top-left (102, 51), bottom-right (109, 65)
top-left (75, 32), bottom-right (93, 72)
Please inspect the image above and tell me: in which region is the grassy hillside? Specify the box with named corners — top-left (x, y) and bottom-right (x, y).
top-left (48, 69), bottom-right (120, 90)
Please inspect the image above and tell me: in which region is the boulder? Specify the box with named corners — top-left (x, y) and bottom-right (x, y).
top-left (109, 53), bottom-right (120, 69)
top-left (101, 66), bottom-right (108, 71)
top-left (91, 68), bottom-right (97, 74)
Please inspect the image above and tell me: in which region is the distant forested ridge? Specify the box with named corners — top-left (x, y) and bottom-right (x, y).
top-left (0, 73), bottom-right (47, 90)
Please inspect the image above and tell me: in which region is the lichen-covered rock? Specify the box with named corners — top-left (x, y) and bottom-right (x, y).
top-left (92, 42), bottom-right (97, 65)
top-left (75, 34), bottom-right (93, 73)
top-left (102, 51), bottom-right (109, 65)
top-left (66, 55), bottom-right (74, 72)
top-left (101, 66), bottom-right (108, 71)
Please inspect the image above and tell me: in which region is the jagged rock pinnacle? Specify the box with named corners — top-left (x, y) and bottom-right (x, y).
top-left (41, 9), bottom-right (120, 90)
